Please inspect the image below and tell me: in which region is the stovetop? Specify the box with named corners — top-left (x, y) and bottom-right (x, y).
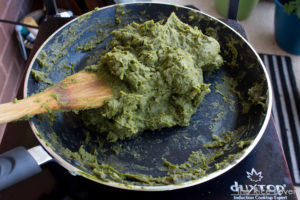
top-left (33, 120), bottom-right (300, 200)
top-left (0, 12), bottom-right (297, 200)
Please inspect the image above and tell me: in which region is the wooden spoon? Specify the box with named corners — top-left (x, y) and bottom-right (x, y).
top-left (0, 71), bottom-right (113, 124)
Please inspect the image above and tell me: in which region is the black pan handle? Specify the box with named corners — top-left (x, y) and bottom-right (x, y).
top-left (43, 0), bottom-right (58, 16)
top-left (223, 0), bottom-right (247, 39)
top-left (0, 146), bottom-right (52, 191)
top-left (227, 0), bottom-right (240, 20)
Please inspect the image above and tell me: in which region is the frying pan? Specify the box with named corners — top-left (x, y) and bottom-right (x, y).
top-left (0, 2), bottom-right (272, 191)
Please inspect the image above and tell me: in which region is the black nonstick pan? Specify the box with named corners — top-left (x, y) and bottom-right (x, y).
top-left (0, 2), bottom-right (272, 191)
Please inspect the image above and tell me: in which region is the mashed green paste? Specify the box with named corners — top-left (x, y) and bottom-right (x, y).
top-left (80, 13), bottom-right (223, 142)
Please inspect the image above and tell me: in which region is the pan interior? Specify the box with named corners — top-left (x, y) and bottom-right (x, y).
top-left (27, 3), bottom-right (269, 189)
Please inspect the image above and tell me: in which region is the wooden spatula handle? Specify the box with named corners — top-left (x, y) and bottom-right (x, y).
top-left (0, 72), bottom-right (112, 124)
top-left (0, 89), bottom-right (58, 124)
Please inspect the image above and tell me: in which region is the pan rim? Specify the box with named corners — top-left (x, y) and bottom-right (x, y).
top-left (23, 1), bottom-right (273, 191)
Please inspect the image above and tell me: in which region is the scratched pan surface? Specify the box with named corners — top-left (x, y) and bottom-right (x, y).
top-left (24, 3), bottom-right (272, 191)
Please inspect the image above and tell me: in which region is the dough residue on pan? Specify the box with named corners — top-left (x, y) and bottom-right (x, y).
top-left (80, 12), bottom-right (223, 142)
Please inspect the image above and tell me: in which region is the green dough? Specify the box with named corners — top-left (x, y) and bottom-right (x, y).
top-left (80, 13), bottom-right (223, 142)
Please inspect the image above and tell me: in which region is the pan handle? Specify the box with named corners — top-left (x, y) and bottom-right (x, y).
top-left (227, 0), bottom-right (240, 20)
top-left (0, 146), bottom-right (52, 191)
